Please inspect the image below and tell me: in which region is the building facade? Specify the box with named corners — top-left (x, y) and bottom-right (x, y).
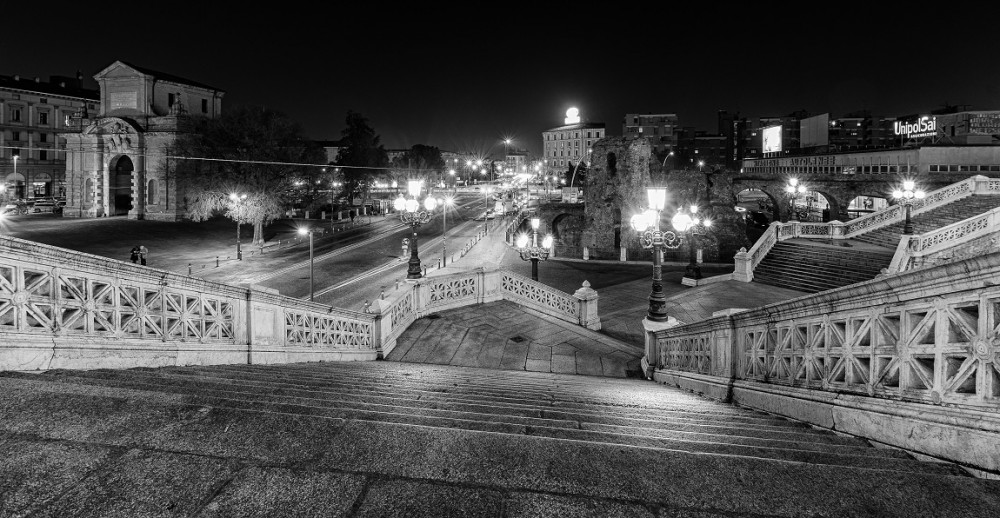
top-left (542, 110), bottom-right (605, 177)
top-left (622, 113), bottom-right (679, 157)
top-left (1, 73), bottom-right (99, 200)
top-left (61, 61), bottom-right (224, 221)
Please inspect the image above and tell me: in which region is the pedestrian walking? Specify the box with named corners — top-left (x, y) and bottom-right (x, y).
top-left (129, 246), bottom-right (140, 264)
top-left (139, 245), bottom-right (148, 265)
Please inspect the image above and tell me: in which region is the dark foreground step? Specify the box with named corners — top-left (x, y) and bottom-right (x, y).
top-left (0, 374), bottom-right (997, 518)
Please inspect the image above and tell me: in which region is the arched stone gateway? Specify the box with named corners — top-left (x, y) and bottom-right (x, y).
top-left (61, 60), bottom-right (225, 221)
top-left (109, 155), bottom-right (134, 216)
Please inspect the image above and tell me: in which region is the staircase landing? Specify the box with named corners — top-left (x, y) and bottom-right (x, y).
top-left (2, 360), bottom-right (997, 517)
top-left (389, 299), bottom-right (644, 378)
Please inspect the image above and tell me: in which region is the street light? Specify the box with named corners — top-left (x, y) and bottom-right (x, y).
top-left (438, 195), bottom-right (453, 267)
top-left (515, 217), bottom-right (553, 281)
top-left (892, 180), bottom-right (926, 234)
top-left (297, 226), bottom-right (315, 301)
top-left (13, 155), bottom-right (19, 199)
top-left (482, 186), bottom-right (492, 232)
top-left (393, 180), bottom-right (437, 280)
top-left (630, 188), bottom-right (683, 322)
top-left (784, 178), bottom-right (807, 221)
top-left (673, 205), bottom-right (712, 280)
top-left (228, 192), bottom-right (248, 260)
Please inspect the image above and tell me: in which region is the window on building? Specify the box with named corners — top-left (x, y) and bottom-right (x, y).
top-left (39, 112), bottom-right (48, 125)
top-left (40, 98), bottom-right (47, 104)
top-left (10, 148), bottom-right (20, 159)
top-left (11, 108), bottom-right (21, 122)
top-left (168, 93), bottom-right (176, 107)
top-left (949, 165), bottom-right (960, 172)
top-left (201, 99), bottom-right (208, 113)
top-left (147, 180), bottom-right (158, 205)
top-left (39, 150), bottom-right (47, 161)
top-left (11, 131), bottom-right (20, 141)
top-left (39, 133), bottom-right (47, 143)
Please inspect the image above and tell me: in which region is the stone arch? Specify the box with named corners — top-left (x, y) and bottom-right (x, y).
top-left (108, 155), bottom-right (134, 216)
top-left (550, 212), bottom-right (583, 245)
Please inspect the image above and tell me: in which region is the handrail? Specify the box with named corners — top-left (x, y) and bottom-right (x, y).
top-left (884, 206), bottom-right (1000, 274)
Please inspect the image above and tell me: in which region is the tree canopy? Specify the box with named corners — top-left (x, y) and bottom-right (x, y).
top-left (174, 104), bottom-right (327, 244)
top-left (334, 111), bottom-right (388, 204)
top-left (391, 144), bottom-right (446, 186)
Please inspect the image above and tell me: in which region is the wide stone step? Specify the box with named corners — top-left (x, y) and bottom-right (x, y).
top-left (1, 376), bottom-right (993, 518)
top-left (757, 257), bottom-right (886, 276)
top-left (12, 369), bottom-right (856, 446)
top-left (0, 375), bottom-right (965, 477)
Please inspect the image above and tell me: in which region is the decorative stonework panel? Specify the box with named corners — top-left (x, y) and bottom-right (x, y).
top-left (428, 277), bottom-right (478, 306)
top-left (284, 310), bottom-right (374, 349)
top-left (0, 262), bottom-right (235, 342)
top-left (389, 292), bottom-right (415, 333)
top-left (501, 273), bottom-right (577, 318)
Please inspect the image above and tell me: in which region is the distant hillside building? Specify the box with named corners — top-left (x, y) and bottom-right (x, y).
top-left (0, 72), bottom-right (99, 199)
top-left (623, 113), bottom-right (679, 157)
top-left (61, 61), bottom-right (225, 220)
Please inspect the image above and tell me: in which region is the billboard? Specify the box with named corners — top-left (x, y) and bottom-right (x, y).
top-left (762, 125), bottom-right (782, 153)
top-left (800, 113), bottom-right (830, 148)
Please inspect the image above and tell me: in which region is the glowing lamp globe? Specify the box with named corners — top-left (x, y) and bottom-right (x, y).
top-left (405, 199), bottom-right (418, 212)
top-left (516, 234), bottom-right (529, 248)
top-left (672, 212), bottom-right (693, 232)
top-left (393, 195), bottom-right (406, 211)
top-left (542, 235), bottom-right (553, 248)
top-left (423, 197), bottom-right (437, 211)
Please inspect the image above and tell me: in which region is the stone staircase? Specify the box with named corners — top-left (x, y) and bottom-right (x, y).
top-left (852, 194), bottom-right (1000, 249)
top-left (2, 360), bottom-right (998, 517)
top-left (752, 241), bottom-right (895, 293)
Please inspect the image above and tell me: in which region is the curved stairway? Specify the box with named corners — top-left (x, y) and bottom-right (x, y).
top-left (1, 360), bottom-right (998, 517)
top-left (852, 194), bottom-right (1000, 249)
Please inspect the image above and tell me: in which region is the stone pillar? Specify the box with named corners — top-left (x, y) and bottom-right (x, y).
top-left (367, 297), bottom-right (395, 359)
top-left (640, 317), bottom-right (681, 379)
top-left (732, 247), bottom-right (752, 282)
top-left (573, 280), bottom-right (600, 330)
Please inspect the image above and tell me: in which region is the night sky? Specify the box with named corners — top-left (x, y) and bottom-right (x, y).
top-left (6, 6), bottom-right (998, 158)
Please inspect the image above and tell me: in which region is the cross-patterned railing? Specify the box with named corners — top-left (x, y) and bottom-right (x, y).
top-left (654, 251), bottom-right (1000, 412)
top-left (0, 236), bottom-right (378, 371)
top-left (885, 207), bottom-right (1000, 274)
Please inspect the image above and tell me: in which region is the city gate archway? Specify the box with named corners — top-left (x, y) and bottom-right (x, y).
top-left (110, 155), bottom-right (134, 216)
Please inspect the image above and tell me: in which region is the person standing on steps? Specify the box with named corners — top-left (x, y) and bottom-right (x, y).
top-left (130, 246), bottom-right (141, 264)
top-left (139, 245), bottom-right (148, 266)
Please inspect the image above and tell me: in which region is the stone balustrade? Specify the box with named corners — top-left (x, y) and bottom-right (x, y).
top-left (650, 251), bottom-right (1000, 473)
top-left (1, 235), bottom-right (599, 371)
top-left (370, 268), bottom-right (599, 357)
top-left (0, 235), bottom-right (379, 371)
top-left (885, 207), bottom-right (1000, 274)
top-left (733, 175), bottom-right (1000, 282)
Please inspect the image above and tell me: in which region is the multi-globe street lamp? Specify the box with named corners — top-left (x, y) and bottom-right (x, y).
top-left (515, 217), bottom-right (553, 281)
top-left (630, 188), bottom-right (683, 322)
top-left (672, 205), bottom-right (712, 280)
top-left (228, 192), bottom-right (248, 260)
top-left (297, 226), bottom-right (315, 301)
top-left (892, 180), bottom-right (926, 234)
top-left (393, 180), bottom-right (437, 280)
top-left (784, 178), bottom-right (807, 221)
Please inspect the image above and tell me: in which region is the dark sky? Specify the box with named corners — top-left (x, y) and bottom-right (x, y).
top-left (6, 6), bottom-right (998, 158)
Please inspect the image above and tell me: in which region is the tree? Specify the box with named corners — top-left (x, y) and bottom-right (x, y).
top-left (335, 111), bottom-right (388, 205)
top-left (391, 144), bottom-right (446, 186)
top-left (175, 104), bottom-right (326, 245)
top-left (566, 160), bottom-right (588, 187)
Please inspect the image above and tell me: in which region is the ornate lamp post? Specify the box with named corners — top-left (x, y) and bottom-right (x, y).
top-left (892, 180), bottom-right (926, 234)
top-left (673, 205), bottom-right (713, 280)
top-left (297, 226), bottom-right (315, 301)
top-left (394, 180), bottom-right (437, 280)
top-left (228, 192), bottom-right (247, 260)
top-left (630, 188), bottom-right (683, 322)
top-left (784, 178), bottom-right (807, 221)
top-left (515, 217), bottom-right (553, 281)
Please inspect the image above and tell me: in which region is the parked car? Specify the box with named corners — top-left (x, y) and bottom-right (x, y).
top-left (30, 199), bottom-right (57, 213)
